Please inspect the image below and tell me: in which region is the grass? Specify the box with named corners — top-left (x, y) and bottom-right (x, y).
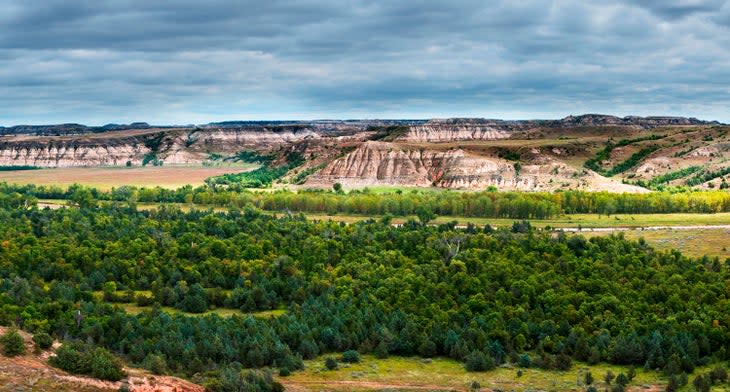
top-left (281, 355), bottom-right (669, 392)
top-left (0, 165), bottom-right (256, 190)
top-left (91, 289), bottom-right (287, 319)
top-left (584, 228), bottom-right (730, 259)
top-left (296, 211), bottom-right (730, 228)
top-left (113, 303), bottom-right (286, 319)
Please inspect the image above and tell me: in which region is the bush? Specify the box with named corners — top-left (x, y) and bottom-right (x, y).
top-left (465, 350), bottom-right (495, 372)
top-left (626, 366), bottom-right (636, 381)
top-left (341, 350), bottom-right (360, 363)
top-left (1, 329), bottom-right (26, 357)
top-left (555, 353), bottom-right (572, 370)
top-left (88, 347), bottom-right (126, 381)
top-left (324, 357), bottom-right (338, 370)
top-left (584, 371), bottom-right (593, 385)
top-left (49, 342), bottom-right (125, 381)
top-left (142, 352), bottom-right (168, 375)
top-left (206, 368), bottom-right (284, 392)
top-left (709, 366), bottom-right (728, 383)
top-left (517, 353), bottom-right (532, 368)
top-left (32, 332), bottom-right (53, 350)
top-left (692, 374), bottom-right (711, 392)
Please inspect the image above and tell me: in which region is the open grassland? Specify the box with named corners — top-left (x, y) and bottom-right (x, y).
top-left (296, 211), bottom-right (730, 228)
top-left (113, 303), bottom-right (286, 319)
top-left (281, 355), bottom-right (671, 392)
top-left (0, 165), bottom-right (255, 190)
top-left (584, 228), bottom-right (730, 259)
top-left (91, 290), bottom-right (286, 319)
top-left (131, 204), bottom-right (730, 229)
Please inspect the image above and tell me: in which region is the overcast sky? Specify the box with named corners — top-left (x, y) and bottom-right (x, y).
top-left (1, 0), bottom-right (729, 125)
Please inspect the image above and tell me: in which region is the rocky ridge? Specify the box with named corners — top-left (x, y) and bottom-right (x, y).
top-left (0, 115), bottom-right (726, 192)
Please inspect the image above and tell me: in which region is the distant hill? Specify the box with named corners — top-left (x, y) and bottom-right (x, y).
top-left (1, 114), bottom-right (727, 192)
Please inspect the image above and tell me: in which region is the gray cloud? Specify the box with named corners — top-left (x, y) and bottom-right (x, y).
top-left (0, 0), bottom-right (729, 124)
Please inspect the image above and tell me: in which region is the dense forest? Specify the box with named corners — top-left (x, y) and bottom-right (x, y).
top-left (0, 195), bottom-right (729, 389)
top-left (4, 182), bottom-right (730, 219)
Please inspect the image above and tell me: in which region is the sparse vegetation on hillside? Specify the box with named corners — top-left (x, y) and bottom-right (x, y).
top-left (369, 125), bottom-right (410, 142)
top-left (205, 152), bottom-right (305, 188)
top-left (631, 166), bottom-right (703, 189)
top-left (686, 166), bottom-right (730, 187)
top-left (584, 135), bottom-right (664, 176)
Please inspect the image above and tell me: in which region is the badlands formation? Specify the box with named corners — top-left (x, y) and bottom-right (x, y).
top-left (1, 115), bottom-right (727, 192)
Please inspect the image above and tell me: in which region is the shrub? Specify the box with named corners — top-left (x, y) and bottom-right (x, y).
top-left (142, 352), bottom-right (168, 375)
top-left (605, 370), bottom-right (615, 385)
top-left (1, 329), bottom-right (26, 357)
top-left (324, 357), bottom-right (338, 370)
top-left (692, 374), bottom-right (711, 392)
top-left (626, 366), bottom-right (636, 381)
top-left (517, 353), bottom-right (532, 368)
top-left (49, 342), bottom-right (125, 381)
top-left (32, 332), bottom-right (53, 350)
top-left (555, 353), bottom-right (572, 370)
top-left (88, 347), bottom-right (125, 381)
top-left (584, 371), bottom-right (593, 385)
top-left (206, 368), bottom-right (284, 392)
top-left (465, 350), bottom-right (495, 372)
top-left (709, 366), bottom-right (728, 383)
top-left (341, 350), bottom-right (360, 363)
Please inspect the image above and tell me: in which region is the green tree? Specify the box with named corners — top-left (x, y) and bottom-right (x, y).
top-left (415, 205), bottom-right (436, 226)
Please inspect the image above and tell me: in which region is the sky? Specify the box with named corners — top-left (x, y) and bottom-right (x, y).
top-left (1, 0), bottom-right (729, 125)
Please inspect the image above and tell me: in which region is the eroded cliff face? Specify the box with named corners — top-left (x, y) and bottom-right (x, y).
top-left (401, 120), bottom-right (510, 142)
top-left (0, 126), bottom-right (348, 167)
top-left (307, 141), bottom-right (647, 192)
top-left (0, 140), bottom-right (152, 167)
top-left (1, 116), bottom-right (719, 192)
top-left (307, 141), bottom-right (536, 190)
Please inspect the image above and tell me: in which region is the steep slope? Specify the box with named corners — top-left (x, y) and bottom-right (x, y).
top-left (401, 119), bottom-right (511, 142)
top-left (306, 141), bottom-right (647, 192)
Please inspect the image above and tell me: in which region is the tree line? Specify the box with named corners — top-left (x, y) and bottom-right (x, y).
top-left (3, 182), bottom-right (730, 219)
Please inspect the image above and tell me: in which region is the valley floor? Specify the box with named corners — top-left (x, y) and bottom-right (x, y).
top-left (35, 199), bottom-right (730, 259)
top-left (281, 355), bottom-right (670, 392)
top-left (0, 165), bottom-right (255, 190)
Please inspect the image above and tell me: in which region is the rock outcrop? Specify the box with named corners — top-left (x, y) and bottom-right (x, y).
top-left (400, 119), bottom-right (510, 142)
